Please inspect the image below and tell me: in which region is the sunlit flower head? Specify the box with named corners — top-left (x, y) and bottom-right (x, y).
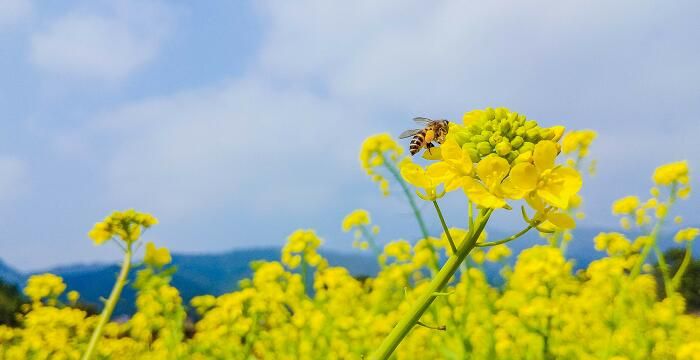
top-left (561, 129), bottom-right (597, 157)
top-left (144, 242), bottom-right (172, 268)
top-left (88, 209), bottom-right (158, 246)
top-left (674, 227), bottom-right (699, 243)
top-left (653, 161), bottom-right (689, 186)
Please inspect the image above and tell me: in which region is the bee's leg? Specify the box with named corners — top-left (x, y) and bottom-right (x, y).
top-left (426, 142), bottom-right (435, 154)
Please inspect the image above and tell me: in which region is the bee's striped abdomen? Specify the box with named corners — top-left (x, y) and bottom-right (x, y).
top-left (409, 130), bottom-right (426, 155)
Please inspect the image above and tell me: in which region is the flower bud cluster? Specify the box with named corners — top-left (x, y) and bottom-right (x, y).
top-left (451, 107), bottom-right (564, 164)
top-left (88, 209), bottom-right (158, 245)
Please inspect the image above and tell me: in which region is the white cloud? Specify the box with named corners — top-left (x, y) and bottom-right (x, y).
top-left (84, 0), bottom-right (700, 234)
top-left (30, 1), bottom-right (174, 81)
top-left (93, 78), bottom-right (371, 220)
top-left (0, 156), bottom-right (26, 202)
top-left (0, 0), bottom-right (31, 27)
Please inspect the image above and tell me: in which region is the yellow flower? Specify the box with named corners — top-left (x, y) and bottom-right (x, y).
top-left (653, 160), bottom-right (689, 186)
top-left (612, 196), bottom-right (640, 215)
top-left (561, 130), bottom-right (597, 157)
top-left (503, 140), bottom-right (582, 209)
top-left (67, 290), bottom-right (80, 304)
top-left (485, 244), bottom-right (512, 262)
top-left (400, 162), bottom-right (444, 201)
top-left (144, 242), bottom-right (172, 268)
top-left (341, 209), bottom-right (371, 232)
top-left (674, 227), bottom-right (699, 243)
top-left (360, 133), bottom-right (404, 196)
top-left (462, 155), bottom-right (511, 208)
top-left (425, 139), bottom-right (473, 192)
top-left (24, 274), bottom-right (66, 303)
top-left (88, 209), bottom-right (158, 246)
top-left (594, 232), bottom-right (632, 256)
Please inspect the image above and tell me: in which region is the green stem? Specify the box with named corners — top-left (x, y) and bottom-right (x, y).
top-left (630, 185), bottom-right (677, 278)
top-left (359, 225), bottom-right (382, 259)
top-left (476, 222), bottom-right (539, 247)
top-left (369, 209), bottom-right (493, 360)
top-left (468, 201), bottom-right (474, 236)
top-left (381, 154), bottom-right (439, 271)
top-left (381, 155), bottom-right (430, 240)
top-left (433, 200), bottom-right (456, 253)
top-left (671, 240), bottom-right (693, 290)
top-left (82, 243), bottom-right (133, 360)
top-left (301, 258), bottom-right (309, 291)
top-left (654, 244), bottom-right (673, 296)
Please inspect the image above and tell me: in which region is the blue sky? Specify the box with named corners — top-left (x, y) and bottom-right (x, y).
top-left (1, 0), bottom-right (699, 271)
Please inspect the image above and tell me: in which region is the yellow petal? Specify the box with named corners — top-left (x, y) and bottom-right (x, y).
top-left (476, 155), bottom-right (510, 190)
top-left (537, 167), bottom-right (583, 209)
top-left (526, 193), bottom-right (546, 213)
top-left (533, 140), bottom-right (558, 171)
top-left (445, 176), bottom-right (464, 192)
top-left (547, 212), bottom-right (576, 229)
top-left (422, 147), bottom-right (442, 160)
top-left (426, 162), bottom-right (451, 180)
top-left (401, 163), bottom-right (431, 189)
top-left (463, 178), bottom-right (507, 209)
top-left (509, 163), bottom-right (538, 191)
top-left (501, 178), bottom-right (528, 199)
top-left (463, 110), bottom-right (483, 125)
top-left (440, 139), bottom-right (462, 162)
top-left (537, 187), bottom-right (569, 209)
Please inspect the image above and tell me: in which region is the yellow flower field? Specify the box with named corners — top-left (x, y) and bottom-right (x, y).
top-left (1, 108), bottom-right (698, 360)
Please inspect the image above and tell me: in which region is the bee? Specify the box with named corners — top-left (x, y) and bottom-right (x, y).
top-left (399, 117), bottom-right (450, 156)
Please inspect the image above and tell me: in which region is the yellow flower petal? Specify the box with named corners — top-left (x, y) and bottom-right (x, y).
top-left (533, 140), bottom-right (558, 171)
top-left (401, 163), bottom-right (431, 189)
top-left (463, 110), bottom-right (483, 125)
top-left (509, 163), bottom-right (538, 191)
top-left (440, 139), bottom-right (462, 162)
top-left (422, 147), bottom-right (442, 160)
top-left (463, 178), bottom-right (507, 208)
top-left (501, 178), bottom-right (528, 199)
top-left (426, 162), bottom-right (451, 180)
top-left (476, 155), bottom-right (510, 190)
top-left (547, 212), bottom-right (576, 229)
top-left (526, 193), bottom-right (546, 214)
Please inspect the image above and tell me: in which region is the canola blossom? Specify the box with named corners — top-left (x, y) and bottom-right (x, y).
top-left (1, 107), bottom-right (698, 360)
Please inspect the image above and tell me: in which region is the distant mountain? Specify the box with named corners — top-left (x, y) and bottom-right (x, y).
top-left (0, 248), bottom-right (379, 316)
top-left (0, 227), bottom-right (697, 316)
top-left (0, 259), bottom-right (24, 286)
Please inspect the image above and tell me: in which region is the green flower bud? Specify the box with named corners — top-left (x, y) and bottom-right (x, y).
top-left (481, 130), bottom-right (493, 139)
top-left (540, 128), bottom-right (554, 140)
top-left (524, 120), bottom-right (538, 129)
top-left (477, 141), bottom-right (492, 155)
top-left (510, 136), bottom-right (524, 149)
top-left (471, 135), bottom-right (486, 143)
top-left (489, 134), bottom-right (503, 145)
top-left (520, 142), bottom-right (535, 153)
top-left (499, 121), bottom-right (512, 135)
top-left (515, 126), bottom-right (526, 136)
top-left (506, 151), bottom-right (519, 163)
top-left (495, 108), bottom-right (508, 119)
top-left (466, 147), bottom-right (480, 162)
top-left (485, 108), bottom-right (496, 120)
top-left (495, 141), bottom-right (511, 156)
top-left (454, 132), bottom-right (471, 145)
top-left (525, 128), bottom-right (541, 143)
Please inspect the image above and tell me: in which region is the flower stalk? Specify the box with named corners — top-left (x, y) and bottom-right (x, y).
top-left (369, 209), bottom-right (492, 360)
top-left (82, 243), bottom-right (133, 360)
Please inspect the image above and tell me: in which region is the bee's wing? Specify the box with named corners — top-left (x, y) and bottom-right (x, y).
top-left (399, 129), bottom-right (422, 139)
top-left (413, 117), bottom-right (432, 124)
